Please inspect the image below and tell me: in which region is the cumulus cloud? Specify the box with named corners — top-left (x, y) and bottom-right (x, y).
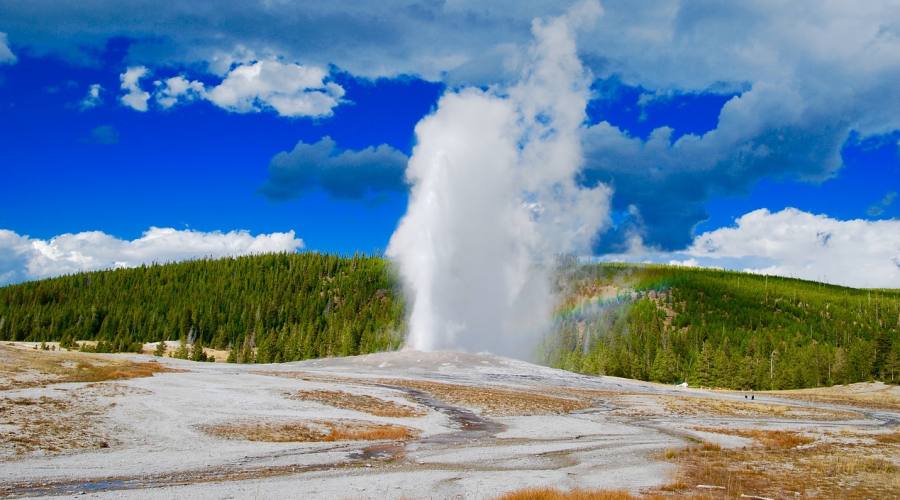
top-left (578, 2), bottom-right (900, 250)
top-left (260, 137), bottom-right (407, 200)
top-left (115, 61), bottom-right (343, 117)
top-left (668, 258), bottom-right (700, 268)
top-left (581, 103), bottom-right (852, 250)
top-left (685, 208), bottom-right (900, 288)
top-left (607, 208), bottom-right (900, 289)
top-left (0, 2), bottom-right (535, 81)
top-left (0, 32), bottom-right (16, 64)
top-left (154, 75), bottom-right (205, 108)
top-left (79, 83), bottom-right (103, 110)
top-left (3, 2), bottom-right (899, 88)
top-left (119, 66), bottom-right (151, 111)
top-left (0, 227), bottom-right (304, 285)
top-left (5, 2), bottom-right (900, 248)
top-left (206, 60), bottom-right (344, 117)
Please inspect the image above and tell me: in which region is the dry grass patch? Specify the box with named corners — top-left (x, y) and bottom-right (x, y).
top-left (808, 453), bottom-right (897, 476)
top-left (378, 379), bottom-right (590, 416)
top-left (61, 360), bottom-right (175, 384)
top-left (201, 419), bottom-right (418, 443)
top-left (252, 370), bottom-right (357, 386)
top-left (769, 382), bottom-right (900, 412)
top-left (693, 426), bottom-right (814, 449)
top-left (496, 488), bottom-right (672, 500)
top-left (0, 395), bottom-right (112, 460)
top-left (0, 344), bottom-right (176, 390)
top-left (657, 433), bottom-right (899, 498)
top-left (264, 371), bottom-right (591, 416)
top-left (659, 395), bottom-right (858, 420)
top-left (873, 430), bottom-right (900, 444)
top-left (607, 393), bottom-right (858, 420)
top-left (290, 390), bottom-right (425, 417)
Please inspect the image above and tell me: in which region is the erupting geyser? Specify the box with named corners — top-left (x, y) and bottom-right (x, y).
top-left (387, 1), bottom-right (611, 359)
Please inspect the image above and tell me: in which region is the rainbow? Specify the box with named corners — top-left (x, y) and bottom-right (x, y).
top-left (554, 290), bottom-right (636, 322)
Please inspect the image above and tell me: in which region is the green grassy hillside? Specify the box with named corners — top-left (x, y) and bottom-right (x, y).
top-left (542, 264), bottom-right (900, 389)
top-left (1, 255), bottom-right (897, 389)
top-left (0, 253), bottom-right (404, 361)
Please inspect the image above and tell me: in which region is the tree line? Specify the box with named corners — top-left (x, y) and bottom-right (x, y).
top-left (0, 252), bottom-right (405, 362)
top-left (2, 254), bottom-right (898, 389)
top-left (541, 264), bottom-right (900, 389)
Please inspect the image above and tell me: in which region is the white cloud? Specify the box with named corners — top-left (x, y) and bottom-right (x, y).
top-left (0, 32), bottom-right (15, 65)
top-left (26, 2), bottom-right (894, 246)
top-left (79, 83), bottom-right (103, 110)
top-left (0, 227), bottom-right (304, 285)
top-left (154, 75), bottom-right (205, 108)
top-left (119, 66), bottom-right (151, 111)
top-left (5, 2), bottom-right (900, 91)
top-left (577, 2), bottom-right (900, 250)
top-left (116, 61), bottom-right (343, 117)
top-left (685, 208), bottom-right (900, 288)
top-left (599, 208), bottom-right (900, 288)
top-left (206, 60), bottom-right (344, 117)
top-left (668, 258), bottom-right (699, 267)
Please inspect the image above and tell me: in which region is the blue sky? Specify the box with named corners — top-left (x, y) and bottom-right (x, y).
top-left (0, 52), bottom-right (439, 253)
top-left (0, 1), bottom-right (898, 287)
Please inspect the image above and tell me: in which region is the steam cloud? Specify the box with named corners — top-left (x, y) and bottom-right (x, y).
top-left (387, 2), bottom-right (611, 359)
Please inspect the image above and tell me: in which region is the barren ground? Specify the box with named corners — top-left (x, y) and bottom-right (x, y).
top-left (0, 343), bottom-right (897, 499)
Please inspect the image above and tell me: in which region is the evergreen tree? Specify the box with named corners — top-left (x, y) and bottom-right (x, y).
top-left (690, 341), bottom-right (714, 387)
top-left (0, 252), bottom-right (405, 360)
top-left (650, 347), bottom-right (678, 383)
top-left (172, 338), bottom-right (189, 360)
top-left (190, 340), bottom-right (208, 362)
top-left (883, 343), bottom-right (900, 383)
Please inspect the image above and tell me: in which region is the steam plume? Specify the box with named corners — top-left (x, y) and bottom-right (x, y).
top-left (387, 1), bottom-right (611, 359)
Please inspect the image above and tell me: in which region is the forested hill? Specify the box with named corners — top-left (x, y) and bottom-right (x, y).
top-left (1, 255), bottom-right (898, 389)
top-left (542, 264), bottom-right (900, 390)
top-left (0, 253), bottom-right (405, 361)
